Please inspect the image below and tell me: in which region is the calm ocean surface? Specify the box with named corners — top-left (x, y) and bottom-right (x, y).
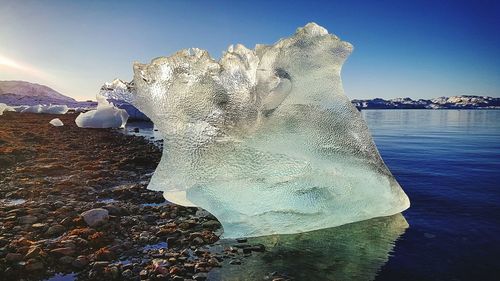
top-left (126, 109), bottom-right (500, 281)
top-left (366, 110), bottom-right (500, 281)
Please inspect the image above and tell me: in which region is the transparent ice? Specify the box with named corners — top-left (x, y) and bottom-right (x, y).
top-left (126, 23), bottom-right (410, 238)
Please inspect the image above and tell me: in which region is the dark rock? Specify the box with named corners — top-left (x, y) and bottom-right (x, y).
top-left (45, 224), bottom-right (65, 236)
top-left (72, 256), bottom-right (89, 268)
top-left (25, 259), bottom-right (44, 271)
top-left (18, 215), bottom-right (37, 224)
top-left (229, 259), bottom-right (241, 265)
top-left (59, 256), bottom-right (75, 264)
top-left (5, 253), bottom-right (23, 262)
top-left (193, 272), bottom-right (208, 281)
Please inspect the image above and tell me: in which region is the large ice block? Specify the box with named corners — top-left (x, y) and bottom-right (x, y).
top-left (129, 23), bottom-right (410, 238)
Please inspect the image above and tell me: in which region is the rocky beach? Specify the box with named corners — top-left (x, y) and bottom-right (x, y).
top-left (0, 112), bottom-right (270, 281)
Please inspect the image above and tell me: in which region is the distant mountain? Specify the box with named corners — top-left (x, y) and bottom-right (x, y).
top-left (352, 95), bottom-right (500, 110)
top-left (0, 80), bottom-right (94, 107)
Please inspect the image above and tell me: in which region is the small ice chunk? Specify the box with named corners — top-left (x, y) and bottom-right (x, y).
top-left (21, 104), bottom-right (43, 113)
top-left (75, 95), bottom-right (129, 128)
top-left (12, 105), bottom-right (29, 112)
top-left (0, 103), bottom-right (15, 115)
top-left (41, 105), bottom-right (69, 114)
top-left (49, 118), bottom-right (64, 127)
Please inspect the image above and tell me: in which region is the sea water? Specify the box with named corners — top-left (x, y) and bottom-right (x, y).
top-left (126, 109), bottom-right (500, 281)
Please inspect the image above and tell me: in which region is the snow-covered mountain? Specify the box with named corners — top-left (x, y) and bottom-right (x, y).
top-left (352, 95), bottom-right (500, 109)
top-left (0, 80), bottom-right (93, 107)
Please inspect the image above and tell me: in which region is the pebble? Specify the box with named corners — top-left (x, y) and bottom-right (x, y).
top-left (25, 246), bottom-right (42, 259)
top-left (50, 247), bottom-right (75, 256)
top-left (59, 256), bottom-right (75, 264)
top-left (81, 208), bottom-right (109, 227)
top-left (45, 224), bottom-right (65, 236)
top-left (72, 255), bottom-right (89, 268)
top-left (193, 272), bottom-right (208, 280)
top-left (25, 259), bottom-right (44, 271)
top-left (18, 215), bottom-right (38, 224)
top-left (5, 253), bottom-right (23, 262)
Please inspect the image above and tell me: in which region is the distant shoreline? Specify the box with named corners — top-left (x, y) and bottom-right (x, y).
top-left (352, 95), bottom-right (499, 110)
top-left (357, 107), bottom-right (500, 110)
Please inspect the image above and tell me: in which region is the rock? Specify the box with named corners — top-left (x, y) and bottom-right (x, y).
top-left (249, 243), bottom-right (266, 252)
top-left (31, 223), bottom-right (48, 230)
top-left (236, 238), bottom-right (247, 243)
top-left (103, 204), bottom-right (122, 216)
top-left (208, 257), bottom-right (221, 267)
top-left (25, 259), bottom-right (44, 271)
top-left (81, 208), bottom-right (109, 227)
top-left (192, 237), bottom-right (204, 245)
top-left (45, 224), bottom-right (65, 236)
top-left (193, 272), bottom-right (208, 280)
top-left (92, 261), bottom-right (110, 268)
top-left (202, 220), bottom-right (221, 229)
top-left (5, 253), bottom-right (23, 262)
top-left (24, 247), bottom-right (42, 259)
top-left (229, 259), bottom-right (241, 265)
top-left (122, 269), bottom-right (133, 279)
top-left (72, 256), bottom-right (89, 268)
top-left (50, 247), bottom-right (75, 256)
top-left (169, 266), bottom-right (182, 275)
top-left (139, 269), bottom-right (149, 279)
top-left (18, 215), bottom-right (38, 224)
top-left (59, 256), bottom-right (74, 264)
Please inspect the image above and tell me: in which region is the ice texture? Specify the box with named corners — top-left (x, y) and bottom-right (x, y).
top-left (49, 118), bottom-right (64, 127)
top-left (75, 95), bottom-right (128, 128)
top-left (0, 103), bottom-right (15, 115)
top-left (128, 23), bottom-right (410, 238)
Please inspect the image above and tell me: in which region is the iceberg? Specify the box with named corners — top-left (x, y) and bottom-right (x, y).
top-left (100, 79), bottom-right (150, 121)
top-left (19, 104), bottom-right (69, 114)
top-left (49, 118), bottom-right (64, 127)
top-left (75, 95), bottom-right (129, 128)
top-left (124, 23), bottom-right (410, 238)
top-left (0, 103), bottom-right (15, 115)
top-left (41, 104), bottom-right (69, 114)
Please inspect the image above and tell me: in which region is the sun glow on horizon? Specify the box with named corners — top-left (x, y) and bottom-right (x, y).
top-left (0, 54), bottom-right (24, 70)
top-left (0, 53), bottom-right (55, 82)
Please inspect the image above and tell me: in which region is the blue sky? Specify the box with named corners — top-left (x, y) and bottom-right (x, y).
top-left (0, 0), bottom-right (498, 100)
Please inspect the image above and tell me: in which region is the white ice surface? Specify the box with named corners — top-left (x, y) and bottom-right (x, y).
top-left (0, 103), bottom-right (15, 115)
top-left (75, 95), bottom-right (128, 128)
top-left (19, 104), bottom-right (69, 114)
top-left (49, 118), bottom-right (64, 127)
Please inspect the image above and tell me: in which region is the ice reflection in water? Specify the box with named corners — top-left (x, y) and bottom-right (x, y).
top-left (209, 213), bottom-right (408, 281)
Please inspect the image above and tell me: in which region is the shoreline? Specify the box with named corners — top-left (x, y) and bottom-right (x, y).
top-left (0, 112), bottom-right (249, 281)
